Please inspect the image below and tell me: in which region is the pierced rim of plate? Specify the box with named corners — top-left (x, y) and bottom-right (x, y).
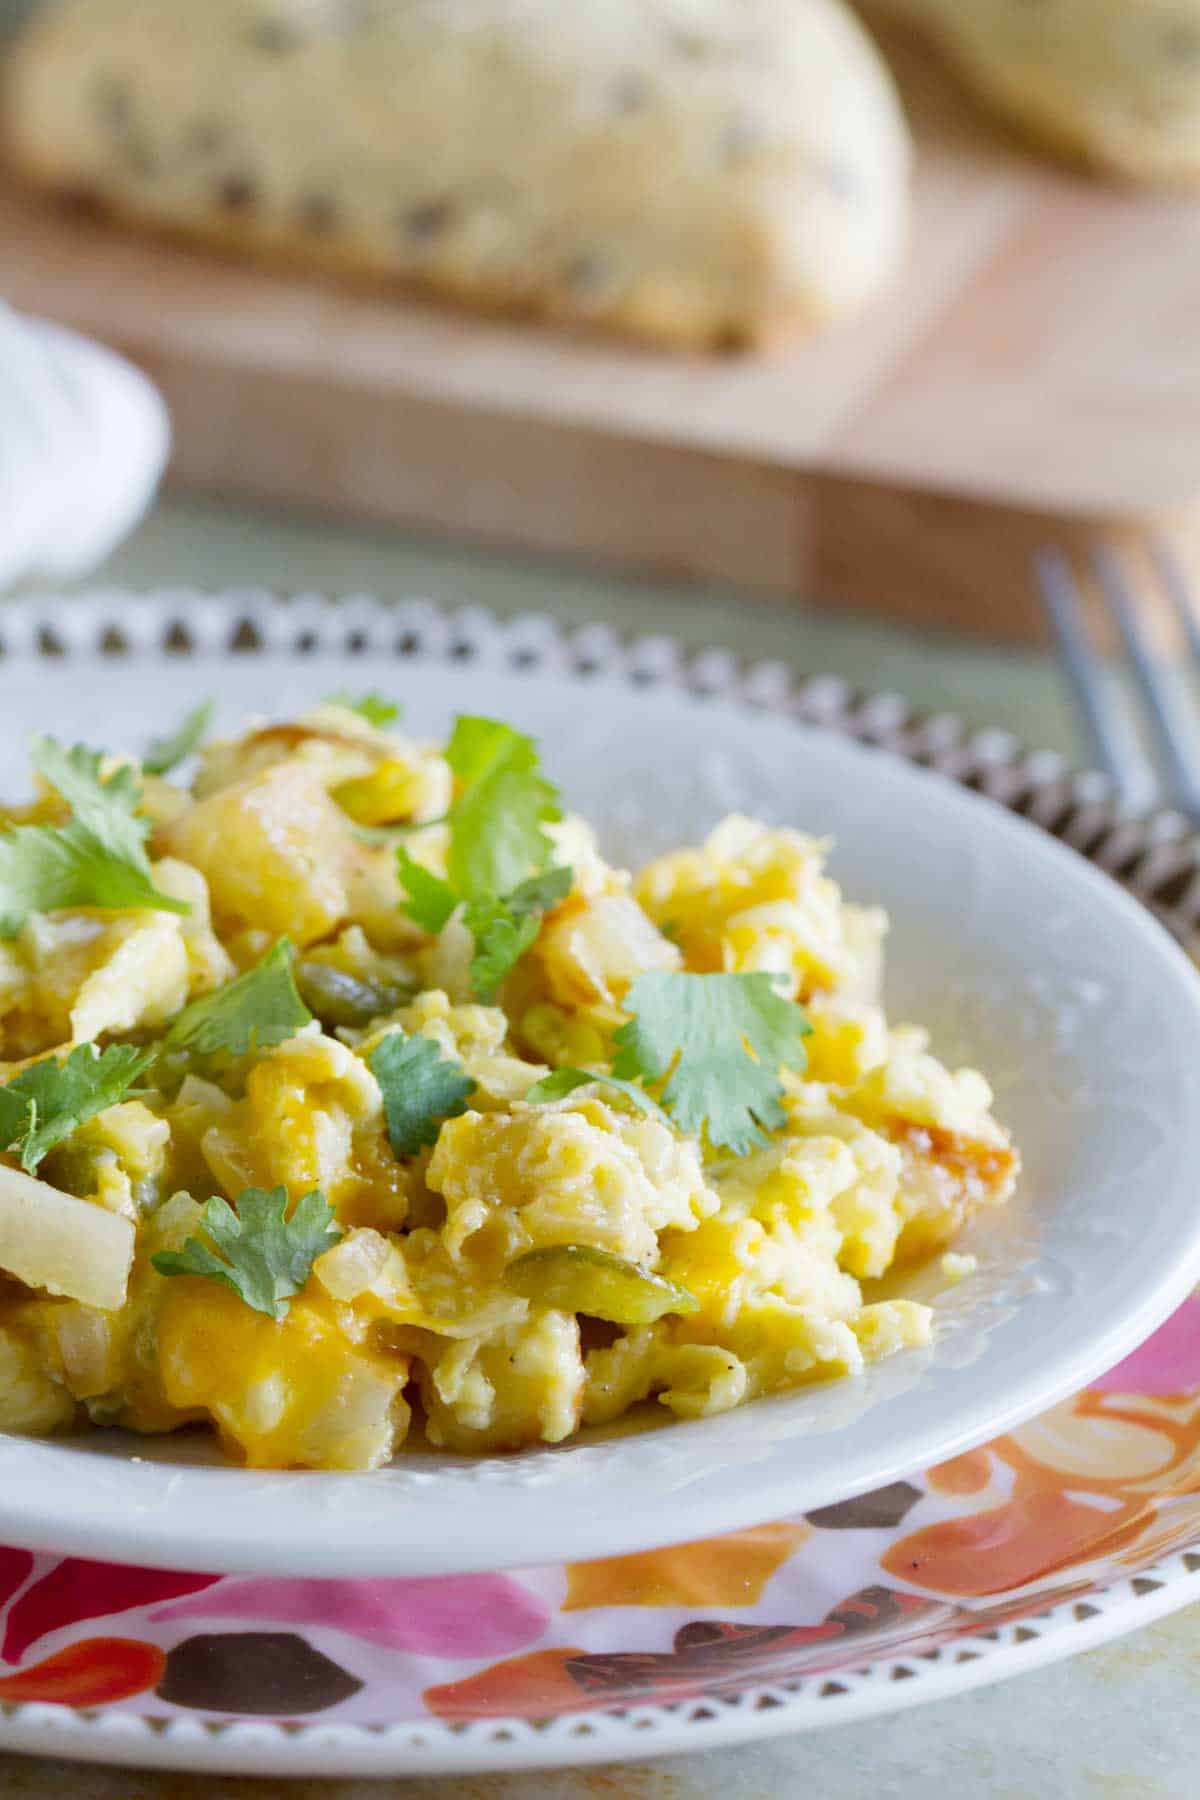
top-left (7, 584), bottom-right (1197, 945)
top-left (0, 585), bottom-right (1195, 1776)
top-left (0, 1549), bottom-right (1195, 1776)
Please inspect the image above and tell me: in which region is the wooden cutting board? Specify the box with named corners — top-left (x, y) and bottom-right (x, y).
top-left (5, 32), bottom-right (1200, 641)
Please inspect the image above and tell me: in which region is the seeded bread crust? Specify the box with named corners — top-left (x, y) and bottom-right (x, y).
top-left (866, 0), bottom-right (1200, 183)
top-left (5, 0), bottom-right (911, 348)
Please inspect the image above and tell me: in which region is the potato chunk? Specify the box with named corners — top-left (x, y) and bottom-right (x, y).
top-left (157, 763), bottom-right (362, 946)
top-left (0, 1164), bottom-right (135, 1310)
top-left (535, 892), bottom-right (680, 1008)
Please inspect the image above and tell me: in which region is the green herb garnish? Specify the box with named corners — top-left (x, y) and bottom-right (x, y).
top-left (152, 1185), bottom-right (341, 1320)
top-left (525, 1065), bottom-right (671, 1126)
top-left (0, 738), bottom-right (190, 937)
top-left (613, 971), bottom-right (811, 1155)
top-left (161, 939), bottom-right (311, 1063)
top-left (394, 716), bottom-right (570, 998)
top-left (463, 866), bottom-right (573, 1001)
top-left (367, 1029), bottom-right (476, 1158)
top-left (0, 1042), bottom-right (152, 1173)
top-left (326, 692), bottom-right (402, 729)
top-left (143, 699), bottom-right (215, 776)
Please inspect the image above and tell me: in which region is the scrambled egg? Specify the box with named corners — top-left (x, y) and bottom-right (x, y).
top-left (0, 706), bottom-right (1018, 1470)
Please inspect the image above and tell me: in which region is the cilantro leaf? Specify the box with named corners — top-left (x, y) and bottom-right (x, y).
top-left (448, 764), bottom-right (561, 901)
top-left (0, 739), bottom-right (191, 936)
top-left (142, 699), bottom-right (215, 777)
top-left (162, 939), bottom-right (311, 1062)
top-left (496, 865), bottom-right (574, 918)
top-left (0, 826), bottom-right (167, 935)
top-left (368, 1029), bottom-right (476, 1158)
top-left (525, 1065), bottom-right (671, 1126)
top-left (31, 739), bottom-right (145, 851)
top-left (443, 715), bottom-right (562, 901)
top-left (613, 971), bottom-right (812, 1155)
top-left (445, 716), bottom-right (538, 788)
top-left (152, 1185), bottom-right (341, 1320)
top-left (463, 899), bottom-right (541, 1003)
top-left (396, 858), bottom-right (569, 999)
top-left (0, 1042), bottom-right (152, 1173)
top-left (326, 691), bottom-right (402, 728)
top-left (395, 846), bottom-right (458, 936)
top-left (394, 717), bottom-right (570, 995)
top-left (349, 813), bottom-right (449, 846)
top-left (464, 865), bottom-right (573, 1000)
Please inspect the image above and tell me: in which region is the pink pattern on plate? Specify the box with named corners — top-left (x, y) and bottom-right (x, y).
top-left (1094, 1297), bottom-right (1200, 1396)
top-left (152, 1574), bottom-right (550, 1658)
top-left (3, 1561), bottom-right (219, 1665)
top-left (0, 1550), bottom-right (33, 1619)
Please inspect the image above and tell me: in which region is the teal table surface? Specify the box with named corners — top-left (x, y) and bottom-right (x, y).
top-left (3, 495), bottom-right (1193, 1800)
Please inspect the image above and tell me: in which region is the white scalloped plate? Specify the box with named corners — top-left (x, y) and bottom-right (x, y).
top-left (0, 592), bottom-right (1196, 1776)
top-left (0, 592), bottom-right (1198, 1591)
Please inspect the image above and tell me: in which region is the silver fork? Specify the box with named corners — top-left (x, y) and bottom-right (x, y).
top-left (1036, 542), bottom-right (1200, 821)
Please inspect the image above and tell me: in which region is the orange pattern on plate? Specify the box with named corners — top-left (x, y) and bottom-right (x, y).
top-left (926, 1449), bottom-right (993, 1496)
top-left (563, 1522), bottom-right (810, 1611)
top-left (884, 1329), bottom-right (1200, 1599)
top-left (0, 1638), bottom-right (165, 1706)
top-left (425, 1648), bottom-right (585, 1722)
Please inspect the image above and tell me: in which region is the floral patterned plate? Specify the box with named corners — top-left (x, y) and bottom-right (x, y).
top-left (0, 589), bottom-right (1197, 1773)
top-left (0, 1291), bottom-right (1195, 1776)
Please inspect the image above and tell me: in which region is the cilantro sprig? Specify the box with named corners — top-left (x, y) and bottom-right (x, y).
top-left (395, 847), bottom-right (457, 936)
top-left (395, 716), bottom-right (571, 997)
top-left (326, 692), bottom-right (402, 729)
top-left (0, 1042), bottom-right (152, 1173)
top-left (368, 1029), bottom-right (476, 1158)
top-left (525, 1065), bottom-right (671, 1126)
top-left (152, 1185), bottom-right (341, 1320)
top-left (613, 971), bottom-right (812, 1155)
top-left (463, 866), bottom-right (574, 1001)
top-left (443, 717), bottom-right (562, 899)
top-left (161, 939), bottom-right (311, 1064)
top-left (143, 699), bottom-right (215, 777)
top-left (0, 738), bottom-right (191, 937)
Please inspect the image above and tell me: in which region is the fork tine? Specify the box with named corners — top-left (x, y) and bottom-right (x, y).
top-left (1035, 549), bottom-right (1158, 812)
top-left (1149, 537), bottom-right (1200, 669)
top-left (1093, 545), bottom-right (1200, 820)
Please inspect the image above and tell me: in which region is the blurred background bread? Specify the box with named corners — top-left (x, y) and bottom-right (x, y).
top-left (865, 0), bottom-right (1200, 183)
top-left (5, 0), bottom-right (1200, 636)
top-left (4, 0), bottom-right (912, 348)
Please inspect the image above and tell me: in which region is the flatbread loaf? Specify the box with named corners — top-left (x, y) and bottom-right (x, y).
top-left (5, 0), bottom-right (912, 345)
top-left (868, 0), bottom-right (1200, 182)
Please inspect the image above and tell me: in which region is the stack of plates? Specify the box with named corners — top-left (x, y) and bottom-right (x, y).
top-left (0, 304), bottom-right (167, 591)
top-left (0, 592), bottom-right (1197, 1779)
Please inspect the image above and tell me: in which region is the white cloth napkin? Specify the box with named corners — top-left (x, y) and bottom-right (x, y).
top-left (0, 303), bottom-right (169, 590)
